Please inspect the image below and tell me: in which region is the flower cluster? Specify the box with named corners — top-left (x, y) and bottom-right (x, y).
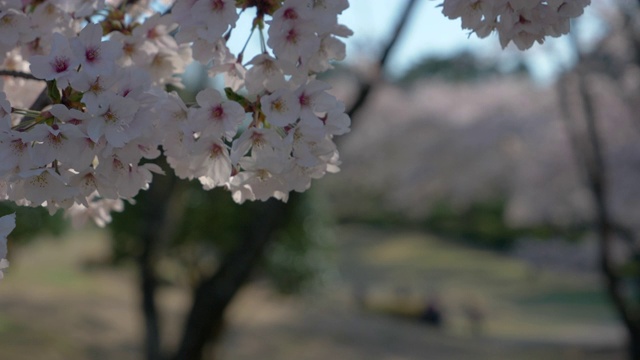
top-left (0, 0), bottom-right (594, 280)
top-left (441, 0), bottom-right (591, 50)
top-left (0, 0), bottom-right (352, 278)
top-left (0, 0), bottom-right (352, 234)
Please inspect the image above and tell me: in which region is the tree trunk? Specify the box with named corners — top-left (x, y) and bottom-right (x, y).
top-left (137, 162), bottom-right (183, 360)
top-left (171, 195), bottom-right (293, 360)
top-left (630, 328), bottom-right (640, 360)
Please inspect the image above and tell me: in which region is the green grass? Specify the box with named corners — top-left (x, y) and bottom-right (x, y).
top-left (337, 225), bottom-right (621, 342)
top-left (0, 224), bottom-right (625, 360)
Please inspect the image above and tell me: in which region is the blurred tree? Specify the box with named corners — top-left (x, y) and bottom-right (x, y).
top-left (423, 200), bottom-right (584, 250)
top-left (557, 4), bottom-right (640, 358)
top-left (397, 52), bottom-right (528, 86)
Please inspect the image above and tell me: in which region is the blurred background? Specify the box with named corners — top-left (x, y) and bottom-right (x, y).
top-left (2, 1), bottom-right (640, 359)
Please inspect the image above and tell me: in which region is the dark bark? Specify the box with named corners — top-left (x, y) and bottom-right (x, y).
top-left (631, 328), bottom-right (640, 360)
top-left (0, 70), bottom-right (40, 81)
top-left (137, 170), bottom-right (181, 360)
top-left (171, 195), bottom-right (293, 360)
top-left (139, 235), bottom-right (162, 360)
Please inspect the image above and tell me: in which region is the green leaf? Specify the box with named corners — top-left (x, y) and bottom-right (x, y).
top-left (46, 80), bottom-right (61, 104)
top-left (224, 87), bottom-right (252, 111)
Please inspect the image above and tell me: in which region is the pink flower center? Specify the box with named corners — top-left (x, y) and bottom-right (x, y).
top-left (211, 0), bottom-right (224, 12)
top-left (51, 56), bottom-right (70, 73)
top-left (298, 93), bottom-right (310, 107)
top-left (285, 28), bottom-right (299, 44)
top-left (211, 105), bottom-right (224, 120)
top-left (85, 46), bottom-right (100, 63)
top-left (147, 28), bottom-right (159, 39)
top-left (283, 8), bottom-right (298, 20)
top-left (250, 132), bottom-right (266, 147)
top-left (209, 144), bottom-right (223, 158)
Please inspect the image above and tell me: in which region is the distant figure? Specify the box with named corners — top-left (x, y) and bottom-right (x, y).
top-left (352, 283), bottom-right (368, 309)
top-left (463, 298), bottom-right (486, 336)
top-left (420, 297), bottom-right (443, 327)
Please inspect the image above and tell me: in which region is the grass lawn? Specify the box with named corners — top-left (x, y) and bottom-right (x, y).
top-left (0, 224), bottom-right (626, 360)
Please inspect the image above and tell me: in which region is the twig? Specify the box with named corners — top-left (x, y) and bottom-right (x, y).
top-left (0, 70), bottom-right (41, 81)
top-left (347, 0), bottom-right (418, 120)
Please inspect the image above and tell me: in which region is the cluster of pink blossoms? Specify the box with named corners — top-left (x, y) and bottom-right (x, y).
top-left (0, 0), bottom-right (594, 277)
top-left (0, 0), bottom-right (351, 222)
top-left (0, 0), bottom-right (352, 274)
top-left (441, 0), bottom-right (591, 50)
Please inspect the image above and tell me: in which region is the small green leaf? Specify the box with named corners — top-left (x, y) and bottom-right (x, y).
top-left (224, 87), bottom-right (253, 112)
top-left (46, 80), bottom-right (61, 104)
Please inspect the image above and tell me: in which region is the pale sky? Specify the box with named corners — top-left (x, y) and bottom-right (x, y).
top-left (340, 0), bottom-right (609, 83)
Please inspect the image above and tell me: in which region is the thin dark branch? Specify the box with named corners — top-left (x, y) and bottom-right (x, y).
top-left (347, 0), bottom-right (418, 120)
top-left (0, 70), bottom-right (41, 81)
top-left (378, 0), bottom-right (417, 68)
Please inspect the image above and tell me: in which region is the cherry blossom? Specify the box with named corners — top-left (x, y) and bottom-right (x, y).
top-left (29, 33), bottom-right (79, 86)
top-left (87, 93), bottom-right (140, 147)
top-left (261, 88), bottom-right (301, 126)
top-left (70, 23), bottom-right (122, 77)
top-left (441, 0), bottom-right (591, 50)
top-left (189, 88), bottom-right (245, 140)
top-left (245, 54), bottom-right (299, 94)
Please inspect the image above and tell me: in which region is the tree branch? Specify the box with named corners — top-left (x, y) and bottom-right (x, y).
top-left (347, 0), bottom-right (418, 120)
top-left (0, 70), bottom-right (41, 81)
